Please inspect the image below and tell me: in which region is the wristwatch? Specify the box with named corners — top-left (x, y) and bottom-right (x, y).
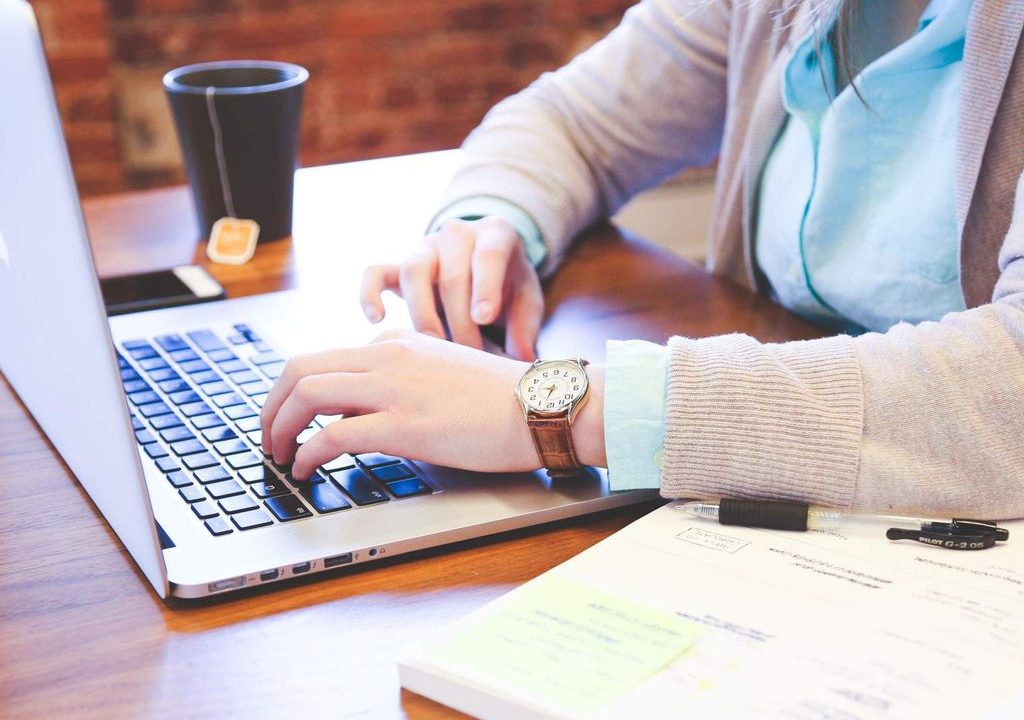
top-left (516, 358), bottom-right (590, 478)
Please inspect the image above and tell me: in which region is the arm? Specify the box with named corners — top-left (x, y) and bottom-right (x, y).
top-left (435, 0), bottom-right (731, 276)
top-left (657, 172), bottom-right (1024, 518)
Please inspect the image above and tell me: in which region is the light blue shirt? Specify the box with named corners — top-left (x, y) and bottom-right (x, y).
top-left (439, 0), bottom-right (971, 492)
top-left (755, 0), bottom-right (970, 334)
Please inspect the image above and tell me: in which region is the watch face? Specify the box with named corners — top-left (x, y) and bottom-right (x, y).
top-left (518, 360), bottom-right (588, 413)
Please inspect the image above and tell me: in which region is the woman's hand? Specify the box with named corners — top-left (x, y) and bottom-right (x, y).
top-left (260, 329), bottom-right (605, 480)
top-left (359, 216), bottom-right (544, 361)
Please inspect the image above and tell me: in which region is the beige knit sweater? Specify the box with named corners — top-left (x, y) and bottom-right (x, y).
top-left (436, 0), bottom-right (1024, 518)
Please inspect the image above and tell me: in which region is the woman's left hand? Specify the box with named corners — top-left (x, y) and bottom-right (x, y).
top-left (260, 329), bottom-right (605, 480)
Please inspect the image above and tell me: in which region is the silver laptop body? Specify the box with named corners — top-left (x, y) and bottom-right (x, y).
top-left (0, 0), bottom-right (655, 599)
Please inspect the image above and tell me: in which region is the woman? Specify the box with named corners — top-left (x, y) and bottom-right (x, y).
top-left (261, 0), bottom-right (1024, 517)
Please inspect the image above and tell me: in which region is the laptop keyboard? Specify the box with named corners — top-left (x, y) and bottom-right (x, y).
top-left (118, 323), bottom-right (433, 537)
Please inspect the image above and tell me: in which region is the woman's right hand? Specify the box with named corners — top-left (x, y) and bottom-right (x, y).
top-left (359, 216), bottom-right (544, 361)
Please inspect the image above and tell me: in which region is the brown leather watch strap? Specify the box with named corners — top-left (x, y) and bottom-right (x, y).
top-left (528, 413), bottom-right (583, 479)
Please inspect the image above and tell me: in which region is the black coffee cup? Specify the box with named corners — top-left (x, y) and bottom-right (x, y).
top-left (163, 60), bottom-right (308, 243)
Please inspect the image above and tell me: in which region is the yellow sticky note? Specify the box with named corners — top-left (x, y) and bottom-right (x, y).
top-left (430, 576), bottom-right (698, 714)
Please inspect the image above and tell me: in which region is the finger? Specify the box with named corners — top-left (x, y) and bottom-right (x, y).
top-left (359, 264), bottom-right (401, 323)
top-left (434, 227), bottom-right (483, 349)
top-left (504, 281), bottom-right (543, 362)
top-left (398, 243), bottom-right (446, 338)
top-left (470, 220), bottom-right (518, 325)
top-left (260, 347), bottom-right (376, 456)
top-left (269, 372), bottom-right (383, 466)
top-left (292, 414), bottom-right (388, 480)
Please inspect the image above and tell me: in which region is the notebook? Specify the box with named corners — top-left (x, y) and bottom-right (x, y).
top-left (400, 501), bottom-right (1024, 719)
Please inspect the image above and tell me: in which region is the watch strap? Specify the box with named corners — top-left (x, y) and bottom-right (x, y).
top-left (528, 413), bottom-right (583, 478)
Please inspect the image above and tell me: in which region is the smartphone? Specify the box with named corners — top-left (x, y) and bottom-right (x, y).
top-left (100, 265), bottom-right (226, 316)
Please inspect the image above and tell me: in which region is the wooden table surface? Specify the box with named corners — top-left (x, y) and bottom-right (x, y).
top-left (0, 152), bottom-right (824, 719)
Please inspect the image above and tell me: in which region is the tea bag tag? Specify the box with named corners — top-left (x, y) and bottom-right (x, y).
top-left (206, 217), bottom-right (260, 265)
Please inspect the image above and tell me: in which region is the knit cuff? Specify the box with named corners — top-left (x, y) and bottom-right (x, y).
top-left (660, 333), bottom-right (864, 507)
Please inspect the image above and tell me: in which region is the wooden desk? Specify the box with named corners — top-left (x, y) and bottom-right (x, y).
top-left (0, 153), bottom-right (824, 719)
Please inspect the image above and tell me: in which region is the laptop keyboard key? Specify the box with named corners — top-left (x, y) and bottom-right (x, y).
top-left (219, 495), bottom-right (259, 514)
top-left (300, 482), bottom-right (351, 513)
top-left (206, 348), bottom-right (237, 362)
top-left (250, 480), bottom-right (291, 498)
top-left (228, 370), bottom-right (260, 385)
top-left (192, 413), bottom-right (225, 430)
top-left (160, 426), bottom-right (195, 443)
top-left (169, 349), bottom-right (199, 363)
top-left (231, 509), bottom-right (273, 531)
top-left (322, 454), bottom-right (356, 472)
top-left (213, 393), bottom-right (244, 409)
top-left (202, 426), bottom-right (237, 443)
top-left (265, 495), bottom-right (313, 522)
top-left (182, 452), bottom-right (218, 470)
top-left (131, 414), bottom-right (144, 431)
top-left (121, 368), bottom-right (141, 382)
top-left (190, 370), bottom-right (220, 385)
top-left (155, 457), bottom-right (180, 473)
top-left (180, 401), bottom-right (213, 418)
top-left (121, 339), bottom-right (150, 351)
top-left (123, 379), bottom-right (150, 394)
top-left (144, 443), bottom-right (168, 460)
top-left (250, 351), bottom-right (283, 366)
top-left (387, 477), bottom-right (432, 498)
top-left (260, 361), bottom-right (286, 379)
top-left (330, 468), bottom-right (389, 505)
top-left (151, 413), bottom-right (184, 430)
top-left (191, 501), bottom-right (219, 520)
top-left (194, 465), bottom-right (231, 484)
top-left (356, 453), bottom-right (402, 469)
top-left (180, 359), bottom-right (212, 375)
top-left (206, 479), bottom-right (245, 499)
top-left (148, 368), bottom-right (180, 384)
top-left (214, 438), bottom-right (249, 456)
top-left (238, 464), bottom-right (274, 483)
top-left (205, 517), bottom-right (233, 536)
top-left (128, 346), bottom-right (158, 361)
top-left (134, 429), bottom-right (156, 444)
top-left (139, 357), bottom-right (169, 372)
top-left (169, 390), bottom-right (202, 406)
top-left (227, 452), bottom-right (263, 470)
top-left (179, 486), bottom-right (205, 503)
top-left (235, 416), bottom-right (261, 432)
top-left (128, 390), bottom-right (160, 406)
top-left (155, 334), bottom-right (189, 352)
top-left (170, 439), bottom-right (205, 456)
top-left (371, 463), bottom-right (416, 483)
top-left (218, 359), bottom-right (247, 374)
top-left (225, 404), bottom-right (257, 420)
top-left (137, 401), bottom-right (172, 418)
top-left (199, 381), bottom-right (232, 396)
top-left (158, 378), bottom-right (190, 394)
top-left (186, 330), bottom-right (226, 352)
top-left (238, 380), bottom-right (268, 396)
top-left (167, 471), bottom-right (191, 488)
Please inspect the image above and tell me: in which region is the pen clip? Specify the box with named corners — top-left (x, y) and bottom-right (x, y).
top-left (886, 519), bottom-right (1008, 550)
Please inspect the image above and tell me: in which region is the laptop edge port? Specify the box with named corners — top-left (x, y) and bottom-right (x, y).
top-left (325, 552), bottom-right (353, 568)
top-left (260, 569), bottom-right (280, 582)
top-left (291, 562), bottom-right (311, 574)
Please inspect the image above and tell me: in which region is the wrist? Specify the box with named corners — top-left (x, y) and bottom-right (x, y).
top-left (571, 363), bottom-right (606, 467)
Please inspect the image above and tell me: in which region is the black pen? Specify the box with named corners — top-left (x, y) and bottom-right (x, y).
top-left (677, 499), bottom-right (1009, 550)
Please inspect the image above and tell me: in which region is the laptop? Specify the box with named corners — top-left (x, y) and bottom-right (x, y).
top-left (0, 0), bottom-right (656, 600)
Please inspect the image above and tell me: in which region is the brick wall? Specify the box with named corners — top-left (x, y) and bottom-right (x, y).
top-left (31, 0), bottom-right (635, 197)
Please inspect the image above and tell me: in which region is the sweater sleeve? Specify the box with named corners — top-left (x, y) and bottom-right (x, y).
top-left (435, 0), bottom-right (731, 276)
top-left (659, 171), bottom-right (1024, 519)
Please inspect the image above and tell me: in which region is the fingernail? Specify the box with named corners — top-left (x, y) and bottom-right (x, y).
top-left (472, 300), bottom-right (492, 324)
top-left (364, 304), bottom-right (382, 323)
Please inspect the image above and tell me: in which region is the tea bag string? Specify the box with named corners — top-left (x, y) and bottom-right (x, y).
top-left (205, 86), bottom-right (236, 218)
